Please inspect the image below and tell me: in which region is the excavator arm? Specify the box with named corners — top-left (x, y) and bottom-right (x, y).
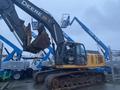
top-left (0, 0), bottom-right (29, 48)
top-left (12, 0), bottom-right (65, 44)
top-left (0, 0), bottom-right (66, 64)
top-left (0, 0), bottom-right (51, 53)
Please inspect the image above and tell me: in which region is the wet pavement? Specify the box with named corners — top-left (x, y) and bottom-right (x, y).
top-left (0, 79), bottom-right (47, 90)
top-left (77, 83), bottom-right (120, 90)
top-left (0, 79), bottom-right (120, 90)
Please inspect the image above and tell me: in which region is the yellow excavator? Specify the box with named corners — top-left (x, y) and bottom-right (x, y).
top-left (0, 0), bottom-right (106, 90)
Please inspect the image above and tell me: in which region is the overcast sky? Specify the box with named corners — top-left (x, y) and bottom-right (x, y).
top-left (0, 0), bottom-right (120, 52)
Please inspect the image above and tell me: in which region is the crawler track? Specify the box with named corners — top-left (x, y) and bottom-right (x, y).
top-left (35, 69), bottom-right (105, 90)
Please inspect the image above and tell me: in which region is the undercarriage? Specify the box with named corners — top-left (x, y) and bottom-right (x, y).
top-left (34, 69), bottom-right (105, 90)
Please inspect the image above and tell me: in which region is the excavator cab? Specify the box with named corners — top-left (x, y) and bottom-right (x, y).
top-left (56, 42), bottom-right (87, 67)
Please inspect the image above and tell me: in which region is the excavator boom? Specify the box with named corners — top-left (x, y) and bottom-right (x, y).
top-left (0, 0), bottom-right (51, 53)
top-left (12, 0), bottom-right (64, 44)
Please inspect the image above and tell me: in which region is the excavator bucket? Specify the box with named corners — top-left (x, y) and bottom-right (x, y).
top-left (23, 22), bottom-right (51, 53)
top-left (26, 30), bottom-right (50, 53)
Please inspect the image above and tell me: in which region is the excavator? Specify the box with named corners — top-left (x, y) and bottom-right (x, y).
top-left (0, 0), bottom-right (105, 90)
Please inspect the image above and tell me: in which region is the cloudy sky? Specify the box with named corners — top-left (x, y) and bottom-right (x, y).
top-left (0, 0), bottom-right (120, 52)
